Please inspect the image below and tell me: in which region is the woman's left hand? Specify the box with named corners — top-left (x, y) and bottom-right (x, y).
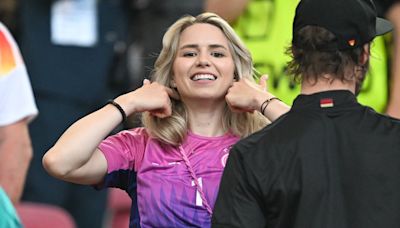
top-left (225, 75), bottom-right (270, 113)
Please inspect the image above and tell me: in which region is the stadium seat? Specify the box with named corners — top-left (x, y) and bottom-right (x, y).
top-left (107, 188), bottom-right (130, 228)
top-left (16, 202), bottom-right (76, 228)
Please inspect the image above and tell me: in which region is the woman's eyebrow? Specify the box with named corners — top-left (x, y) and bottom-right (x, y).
top-left (209, 44), bottom-right (228, 50)
top-left (179, 44), bottom-right (228, 50)
top-left (179, 44), bottom-right (199, 50)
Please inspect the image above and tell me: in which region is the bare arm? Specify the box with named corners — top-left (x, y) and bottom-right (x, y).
top-left (226, 76), bottom-right (290, 121)
top-left (0, 118), bottom-right (32, 204)
top-left (205, 0), bottom-right (249, 23)
top-left (386, 2), bottom-right (400, 119)
top-left (43, 80), bottom-right (177, 185)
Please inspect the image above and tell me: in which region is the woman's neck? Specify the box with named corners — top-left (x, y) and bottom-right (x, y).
top-left (185, 100), bottom-right (226, 137)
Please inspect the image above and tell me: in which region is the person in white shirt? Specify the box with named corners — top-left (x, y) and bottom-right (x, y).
top-left (0, 21), bottom-right (38, 227)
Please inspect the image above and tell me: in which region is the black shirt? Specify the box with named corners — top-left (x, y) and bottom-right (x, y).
top-left (212, 90), bottom-right (400, 228)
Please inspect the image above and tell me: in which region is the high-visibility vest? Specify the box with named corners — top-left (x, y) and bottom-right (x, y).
top-left (233, 0), bottom-right (389, 112)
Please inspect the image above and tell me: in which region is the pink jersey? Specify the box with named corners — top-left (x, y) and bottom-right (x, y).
top-left (98, 127), bottom-right (239, 228)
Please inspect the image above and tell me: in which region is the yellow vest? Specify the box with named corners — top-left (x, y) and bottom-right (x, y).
top-left (234, 0), bottom-right (389, 112)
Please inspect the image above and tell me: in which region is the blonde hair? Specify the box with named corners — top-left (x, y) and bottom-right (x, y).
top-left (142, 12), bottom-right (268, 145)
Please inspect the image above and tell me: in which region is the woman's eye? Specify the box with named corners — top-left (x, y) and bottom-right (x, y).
top-left (183, 52), bottom-right (196, 57)
top-left (211, 52), bottom-right (225, 58)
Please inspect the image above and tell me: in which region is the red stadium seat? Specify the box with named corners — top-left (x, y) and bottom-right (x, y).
top-left (16, 202), bottom-right (76, 228)
top-left (107, 188), bottom-right (131, 228)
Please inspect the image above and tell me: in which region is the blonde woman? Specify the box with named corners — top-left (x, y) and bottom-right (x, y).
top-left (43, 13), bottom-right (289, 227)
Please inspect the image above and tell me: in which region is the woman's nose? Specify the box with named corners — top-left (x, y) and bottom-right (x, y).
top-left (196, 54), bottom-right (210, 67)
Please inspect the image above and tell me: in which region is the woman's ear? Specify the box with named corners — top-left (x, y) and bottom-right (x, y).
top-left (234, 71), bottom-right (239, 81)
top-left (170, 80), bottom-right (177, 88)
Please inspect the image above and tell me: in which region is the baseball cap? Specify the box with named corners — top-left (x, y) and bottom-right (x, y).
top-left (292, 0), bottom-right (393, 50)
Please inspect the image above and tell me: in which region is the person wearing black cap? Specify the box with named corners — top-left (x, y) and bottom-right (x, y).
top-left (211, 0), bottom-right (400, 227)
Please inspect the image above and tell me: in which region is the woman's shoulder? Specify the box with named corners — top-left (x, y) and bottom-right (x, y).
top-left (118, 127), bottom-right (150, 139)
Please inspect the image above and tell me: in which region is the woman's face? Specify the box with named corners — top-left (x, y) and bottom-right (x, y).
top-left (172, 23), bottom-right (235, 103)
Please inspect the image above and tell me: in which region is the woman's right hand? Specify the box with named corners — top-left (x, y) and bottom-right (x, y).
top-left (115, 79), bottom-right (180, 118)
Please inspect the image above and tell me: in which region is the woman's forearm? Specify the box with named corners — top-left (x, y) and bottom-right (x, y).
top-left (43, 103), bottom-right (123, 179)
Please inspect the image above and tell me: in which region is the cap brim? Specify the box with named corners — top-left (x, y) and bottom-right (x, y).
top-left (376, 17), bottom-right (393, 36)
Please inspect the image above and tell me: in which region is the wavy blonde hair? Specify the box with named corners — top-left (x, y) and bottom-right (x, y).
top-left (142, 12), bottom-right (268, 145)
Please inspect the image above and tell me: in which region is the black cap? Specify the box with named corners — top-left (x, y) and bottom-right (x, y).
top-left (293, 0), bottom-right (393, 50)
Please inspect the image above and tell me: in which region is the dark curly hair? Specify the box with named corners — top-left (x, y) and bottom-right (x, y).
top-left (286, 26), bottom-right (370, 93)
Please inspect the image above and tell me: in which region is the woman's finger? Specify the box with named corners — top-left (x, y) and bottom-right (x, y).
top-left (259, 74), bottom-right (268, 91)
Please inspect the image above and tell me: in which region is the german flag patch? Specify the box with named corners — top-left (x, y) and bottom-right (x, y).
top-left (320, 98), bottom-right (334, 108)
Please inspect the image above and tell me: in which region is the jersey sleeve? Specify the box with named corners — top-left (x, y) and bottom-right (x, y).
top-left (97, 127), bottom-right (148, 190)
top-left (0, 22), bottom-right (38, 126)
top-left (212, 143), bottom-right (271, 228)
